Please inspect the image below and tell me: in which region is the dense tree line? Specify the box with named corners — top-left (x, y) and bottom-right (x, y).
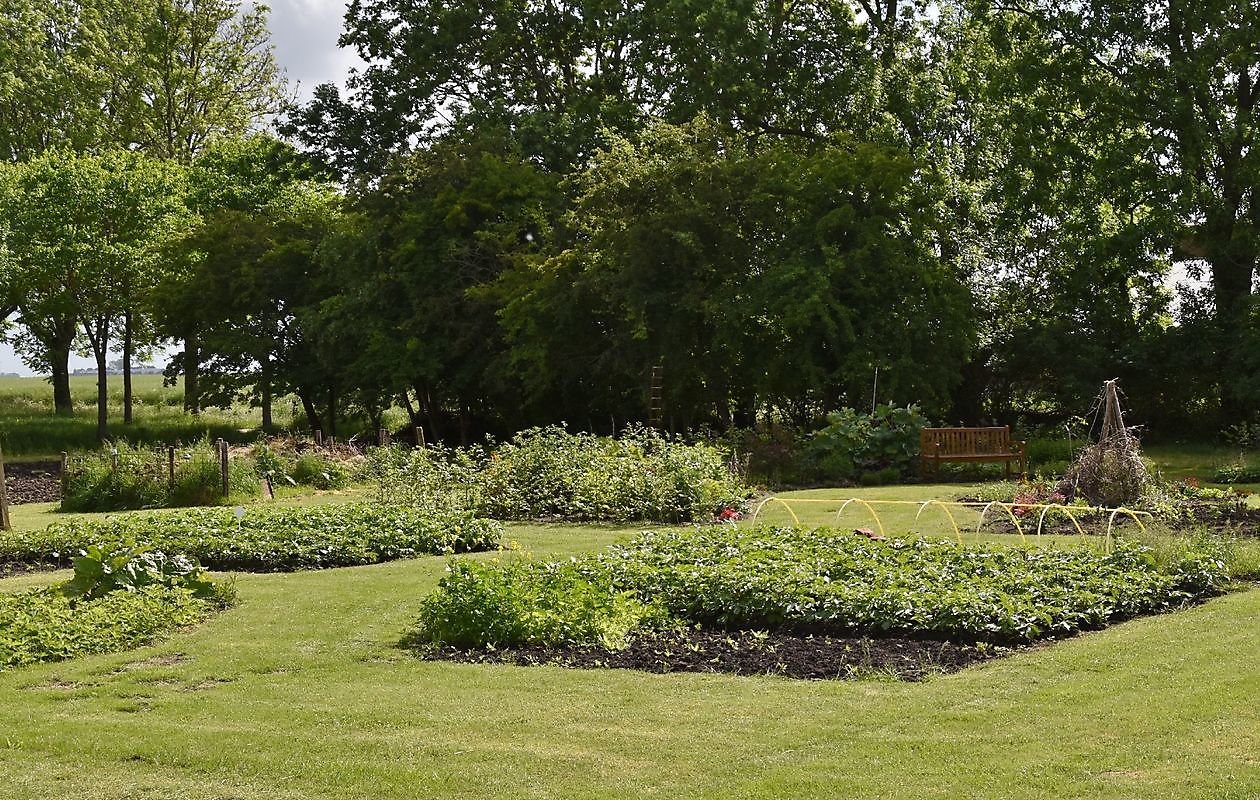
top-left (2, 0), bottom-right (1257, 441)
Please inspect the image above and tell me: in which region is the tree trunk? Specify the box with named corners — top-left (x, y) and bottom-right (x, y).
top-left (123, 310), bottom-right (134, 424)
top-left (1207, 229), bottom-right (1258, 419)
top-left (183, 333), bottom-right (201, 415)
top-left (84, 317), bottom-right (110, 443)
top-left (299, 392), bottom-right (321, 433)
top-left (400, 391), bottom-right (421, 427)
top-left (48, 346), bottom-right (74, 417)
top-left (419, 383), bottom-right (443, 442)
top-left (44, 316), bottom-right (77, 416)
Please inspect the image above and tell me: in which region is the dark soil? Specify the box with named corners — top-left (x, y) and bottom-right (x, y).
top-left (416, 629), bottom-right (1012, 681)
top-left (0, 561), bottom-right (63, 580)
top-left (3, 461), bottom-right (61, 505)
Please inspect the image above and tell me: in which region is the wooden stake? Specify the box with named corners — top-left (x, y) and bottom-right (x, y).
top-left (217, 439), bottom-right (229, 498)
top-left (60, 451), bottom-right (68, 492)
top-left (168, 446), bottom-right (176, 491)
top-left (314, 430), bottom-right (323, 447)
top-left (0, 443), bottom-right (11, 531)
top-left (414, 427), bottom-right (426, 448)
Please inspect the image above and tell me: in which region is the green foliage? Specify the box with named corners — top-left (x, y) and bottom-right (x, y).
top-left (1, 540), bottom-right (230, 670)
top-left (370, 427), bottom-right (749, 523)
top-left (1213, 460), bottom-right (1260, 485)
top-left (6, 503), bottom-right (501, 572)
top-left (290, 454), bottom-right (353, 490)
top-left (412, 526), bottom-right (1230, 649)
top-left (809, 405), bottom-right (929, 482)
top-left (0, 585), bottom-right (212, 671)
top-left (412, 558), bottom-right (671, 650)
top-left (62, 542), bottom-right (220, 602)
top-left (60, 439), bottom-right (259, 512)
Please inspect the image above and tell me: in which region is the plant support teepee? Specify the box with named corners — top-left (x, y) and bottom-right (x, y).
top-left (1066, 380), bottom-right (1149, 507)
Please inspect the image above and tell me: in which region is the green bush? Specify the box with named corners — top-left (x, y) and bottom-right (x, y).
top-left (1213, 460), bottom-right (1260, 484)
top-left (5, 503), bottom-right (502, 572)
top-left (410, 526), bottom-right (1230, 650)
top-left (253, 439), bottom-right (362, 490)
top-left (62, 542), bottom-right (220, 601)
top-left (412, 558), bottom-right (670, 650)
top-left (1026, 438), bottom-right (1075, 469)
top-left (808, 405), bottom-right (929, 482)
top-left (369, 426), bottom-right (750, 523)
top-left (61, 439), bottom-right (259, 512)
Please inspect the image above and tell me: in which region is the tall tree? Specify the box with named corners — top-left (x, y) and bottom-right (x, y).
top-left (974, 0), bottom-right (1260, 417)
top-left (499, 118), bottom-right (972, 428)
top-left (290, 0), bottom-right (951, 175)
top-left (0, 151), bottom-right (192, 432)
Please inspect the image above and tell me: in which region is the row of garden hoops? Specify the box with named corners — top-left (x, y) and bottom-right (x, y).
top-left (748, 496), bottom-right (1152, 552)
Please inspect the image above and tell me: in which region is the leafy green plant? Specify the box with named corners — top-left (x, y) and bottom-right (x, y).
top-left (61, 542), bottom-right (219, 602)
top-left (412, 558), bottom-right (671, 650)
top-left (410, 526), bottom-right (1230, 651)
top-left (808, 405), bottom-right (929, 483)
top-left (0, 585), bottom-right (213, 671)
top-left (1213, 460), bottom-right (1260, 484)
top-left (5, 504), bottom-right (502, 572)
top-left (369, 426), bottom-right (749, 523)
top-left (290, 453), bottom-right (353, 489)
top-left (60, 438), bottom-right (260, 512)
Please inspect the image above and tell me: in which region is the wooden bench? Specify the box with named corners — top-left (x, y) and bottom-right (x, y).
top-left (920, 427), bottom-right (1026, 479)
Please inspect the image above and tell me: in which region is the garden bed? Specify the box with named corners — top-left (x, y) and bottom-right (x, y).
top-left (3, 460), bottom-right (61, 504)
top-left (419, 628), bottom-right (1005, 681)
top-left (0, 503), bottom-right (502, 572)
top-left (405, 526), bottom-right (1229, 681)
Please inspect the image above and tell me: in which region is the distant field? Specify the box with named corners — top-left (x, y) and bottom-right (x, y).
top-left (0, 374), bottom-right (283, 458)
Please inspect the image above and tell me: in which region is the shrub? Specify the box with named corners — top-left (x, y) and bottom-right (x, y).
top-left (290, 453), bottom-right (353, 489)
top-left (369, 426), bottom-right (750, 523)
top-left (808, 405), bottom-right (929, 482)
top-left (253, 438), bottom-right (363, 490)
top-left (61, 439), bottom-right (259, 512)
top-left (1213, 460), bottom-right (1260, 484)
top-left (5, 503), bottom-right (502, 572)
top-left (412, 558), bottom-right (670, 650)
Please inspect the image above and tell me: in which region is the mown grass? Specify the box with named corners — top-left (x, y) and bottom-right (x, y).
top-left (0, 515), bottom-right (1257, 799)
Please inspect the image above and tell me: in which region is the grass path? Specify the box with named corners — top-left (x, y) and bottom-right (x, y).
top-left (1, 517), bottom-right (1258, 799)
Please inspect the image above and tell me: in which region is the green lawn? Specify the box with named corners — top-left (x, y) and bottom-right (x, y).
top-left (1, 482), bottom-right (1259, 799)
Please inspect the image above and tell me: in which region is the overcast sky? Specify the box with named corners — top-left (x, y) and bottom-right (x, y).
top-left (0, 0), bottom-right (361, 376)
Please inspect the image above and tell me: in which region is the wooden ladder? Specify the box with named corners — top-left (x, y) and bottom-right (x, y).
top-left (649, 365), bottom-right (664, 429)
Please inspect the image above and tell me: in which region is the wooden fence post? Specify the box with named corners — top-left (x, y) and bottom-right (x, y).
top-left (60, 451), bottom-right (68, 492)
top-left (414, 427), bottom-right (426, 448)
top-left (378, 428), bottom-right (390, 446)
top-left (0, 443), bottom-right (11, 532)
top-left (217, 439), bottom-right (229, 498)
top-left (168, 446), bottom-right (176, 491)
top-left (314, 430), bottom-right (323, 447)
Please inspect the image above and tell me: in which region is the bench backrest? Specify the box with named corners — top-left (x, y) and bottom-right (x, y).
top-left (920, 426), bottom-right (1012, 456)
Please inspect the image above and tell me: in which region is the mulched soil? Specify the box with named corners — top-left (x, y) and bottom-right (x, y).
top-left (2, 461), bottom-right (61, 505)
top-left (417, 629), bottom-right (1012, 681)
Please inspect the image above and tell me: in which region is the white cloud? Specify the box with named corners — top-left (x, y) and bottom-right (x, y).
top-left (262, 0), bottom-right (364, 102)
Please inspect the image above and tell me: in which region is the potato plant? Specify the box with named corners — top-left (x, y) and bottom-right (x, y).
top-left (410, 527), bottom-right (1231, 650)
top-left (2, 504), bottom-right (502, 572)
